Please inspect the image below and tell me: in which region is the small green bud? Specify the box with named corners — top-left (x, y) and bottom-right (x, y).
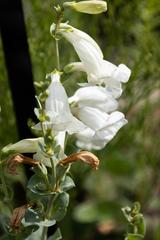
top-left (63, 1), bottom-right (107, 15)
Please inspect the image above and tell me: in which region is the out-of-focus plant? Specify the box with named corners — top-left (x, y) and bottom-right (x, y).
top-left (122, 202), bottom-right (146, 240)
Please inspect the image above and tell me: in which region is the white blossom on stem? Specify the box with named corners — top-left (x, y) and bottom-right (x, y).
top-left (51, 23), bottom-right (131, 98)
top-left (63, 1), bottom-right (107, 15)
top-left (34, 71), bottom-right (85, 134)
top-left (75, 111), bottom-right (127, 150)
top-left (69, 85), bottom-right (118, 113)
top-left (2, 138), bottom-right (42, 154)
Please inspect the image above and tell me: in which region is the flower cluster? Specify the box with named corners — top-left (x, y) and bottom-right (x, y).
top-left (4, 22), bottom-right (131, 155)
top-left (47, 23), bottom-right (131, 150)
top-left (2, 21), bottom-right (131, 164)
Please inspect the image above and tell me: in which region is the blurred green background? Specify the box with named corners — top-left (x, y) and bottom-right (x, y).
top-left (0, 0), bottom-right (160, 239)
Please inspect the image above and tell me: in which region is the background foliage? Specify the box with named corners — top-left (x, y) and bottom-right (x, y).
top-left (0, 0), bottom-right (160, 239)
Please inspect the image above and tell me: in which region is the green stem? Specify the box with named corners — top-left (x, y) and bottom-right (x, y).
top-left (41, 194), bottom-right (57, 240)
top-left (50, 158), bottom-right (56, 183)
top-left (54, 9), bottom-right (63, 70)
top-left (41, 227), bottom-right (48, 240)
top-left (41, 8), bottom-right (63, 240)
top-left (55, 39), bottom-right (60, 70)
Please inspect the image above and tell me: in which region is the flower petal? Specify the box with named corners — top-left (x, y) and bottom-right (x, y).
top-left (75, 106), bottom-right (109, 130)
top-left (56, 23), bottom-right (103, 74)
top-left (95, 111), bottom-right (127, 141)
top-left (113, 64), bottom-right (131, 83)
top-left (69, 86), bottom-right (118, 112)
top-left (46, 72), bottom-right (71, 125)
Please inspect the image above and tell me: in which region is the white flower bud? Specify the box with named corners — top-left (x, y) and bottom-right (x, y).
top-left (63, 1), bottom-right (107, 15)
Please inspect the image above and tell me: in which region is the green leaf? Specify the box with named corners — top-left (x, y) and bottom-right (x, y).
top-left (50, 192), bottom-right (69, 221)
top-left (56, 164), bottom-right (70, 180)
top-left (134, 214), bottom-right (146, 236)
top-left (126, 233), bottom-right (144, 240)
top-left (10, 225), bottom-right (39, 240)
top-left (48, 228), bottom-right (62, 240)
top-left (24, 226), bottom-right (43, 240)
top-left (27, 174), bottom-right (54, 195)
top-left (60, 176), bottom-right (75, 192)
top-left (23, 208), bottom-right (56, 227)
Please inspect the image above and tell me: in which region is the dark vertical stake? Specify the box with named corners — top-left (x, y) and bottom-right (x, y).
top-left (0, 0), bottom-right (36, 139)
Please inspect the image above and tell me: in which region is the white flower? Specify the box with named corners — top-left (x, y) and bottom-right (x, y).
top-left (76, 111), bottom-right (127, 150)
top-left (75, 106), bottom-right (110, 131)
top-left (65, 61), bottom-right (131, 98)
top-left (50, 23), bottom-right (103, 74)
top-left (2, 138), bottom-right (42, 154)
top-left (68, 85), bottom-right (127, 150)
top-left (34, 71), bottom-right (85, 134)
top-left (2, 133), bottom-right (66, 167)
top-left (69, 85), bottom-right (118, 112)
top-left (50, 23), bottom-right (131, 98)
top-left (63, 1), bottom-right (107, 15)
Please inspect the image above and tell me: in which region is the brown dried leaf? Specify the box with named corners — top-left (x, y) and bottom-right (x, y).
top-left (7, 154), bottom-right (39, 174)
top-left (10, 204), bottom-right (30, 231)
top-left (59, 151), bottom-right (99, 170)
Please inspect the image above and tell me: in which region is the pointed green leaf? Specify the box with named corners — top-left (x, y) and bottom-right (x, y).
top-left (60, 176), bottom-right (75, 192)
top-left (27, 174), bottom-right (54, 195)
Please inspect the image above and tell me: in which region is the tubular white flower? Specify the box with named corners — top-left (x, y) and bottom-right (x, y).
top-left (76, 111), bottom-right (127, 150)
top-left (51, 23), bottom-right (131, 97)
top-left (65, 61), bottom-right (131, 98)
top-left (63, 1), bottom-right (107, 15)
top-left (2, 138), bottom-right (42, 154)
top-left (69, 86), bottom-right (118, 112)
top-left (51, 23), bottom-right (103, 75)
top-left (2, 133), bottom-right (66, 167)
top-left (34, 71), bottom-right (85, 134)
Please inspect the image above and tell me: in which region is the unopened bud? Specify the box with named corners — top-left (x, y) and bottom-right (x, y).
top-left (63, 1), bottom-right (107, 15)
